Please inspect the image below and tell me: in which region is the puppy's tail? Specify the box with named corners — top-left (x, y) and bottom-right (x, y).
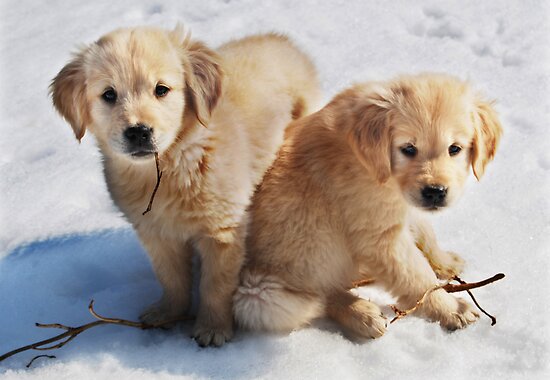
top-left (233, 269), bottom-right (324, 332)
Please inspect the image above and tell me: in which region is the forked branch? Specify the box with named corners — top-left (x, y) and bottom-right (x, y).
top-left (351, 273), bottom-right (504, 325)
top-left (351, 273), bottom-right (504, 293)
top-left (389, 273), bottom-right (505, 324)
top-left (0, 300), bottom-right (192, 365)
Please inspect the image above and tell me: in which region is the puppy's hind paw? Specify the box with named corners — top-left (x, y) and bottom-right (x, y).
top-left (139, 300), bottom-right (186, 328)
top-left (192, 323), bottom-right (233, 347)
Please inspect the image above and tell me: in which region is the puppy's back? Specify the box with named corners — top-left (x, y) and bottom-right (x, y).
top-left (214, 33), bottom-right (321, 186)
top-left (219, 33), bottom-right (321, 119)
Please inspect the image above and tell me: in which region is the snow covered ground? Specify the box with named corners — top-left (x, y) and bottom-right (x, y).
top-left (1, 0), bottom-right (549, 378)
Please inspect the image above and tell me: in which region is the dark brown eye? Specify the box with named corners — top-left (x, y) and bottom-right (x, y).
top-left (401, 144), bottom-right (417, 157)
top-left (449, 144), bottom-right (462, 156)
top-left (155, 84), bottom-right (170, 98)
top-left (102, 88), bottom-right (117, 104)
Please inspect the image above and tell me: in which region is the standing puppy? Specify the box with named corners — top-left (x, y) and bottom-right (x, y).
top-left (234, 74), bottom-right (502, 339)
top-left (51, 26), bottom-right (320, 346)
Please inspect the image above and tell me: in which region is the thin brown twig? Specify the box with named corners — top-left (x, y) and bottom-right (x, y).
top-left (443, 273), bottom-right (505, 293)
top-left (389, 273), bottom-right (505, 325)
top-left (35, 323), bottom-right (71, 330)
top-left (454, 276), bottom-right (499, 325)
top-left (390, 281), bottom-right (450, 324)
top-left (0, 320), bottom-right (105, 363)
top-left (0, 300), bottom-right (193, 364)
top-left (88, 300), bottom-right (191, 328)
top-left (33, 333), bottom-right (80, 351)
top-left (25, 355), bottom-right (56, 368)
top-left (142, 152), bottom-right (163, 215)
top-left (352, 273), bottom-right (505, 292)
top-left (88, 300), bottom-right (145, 328)
top-left (351, 278), bottom-right (375, 288)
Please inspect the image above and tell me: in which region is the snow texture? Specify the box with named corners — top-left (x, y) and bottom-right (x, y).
top-left (1, 0), bottom-right (549, 378)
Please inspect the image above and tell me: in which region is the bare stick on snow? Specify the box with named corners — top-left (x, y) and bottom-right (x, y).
top-left (387, 273), bottom-right (505, 325)
top-left (444, 273), bottom-right (505, 293)
top-left (25, 355), bottom-right (56, 368)
top-left (0, 300), bottom-right (192, 365)
top-left (452, 275), bottom-right (501, 325)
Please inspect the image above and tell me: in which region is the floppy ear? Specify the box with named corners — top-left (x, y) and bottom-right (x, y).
top-left (471, 99), bottom-right (502, 180)
top-left (346, 88), bottom-right (392, 183)
top-left (50, 51), bottom-right (90, 141)
top-left (180, 37), bottom-right (223, 126)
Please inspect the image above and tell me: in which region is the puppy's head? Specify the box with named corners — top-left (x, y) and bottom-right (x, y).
top-left (347, 74), bottom-right (502, 211)
top-left (51, 26), bottom-right (222, 162)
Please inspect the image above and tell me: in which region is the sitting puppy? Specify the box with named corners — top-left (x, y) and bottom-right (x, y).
top-left (234, 74), bottom-right (502, 339)
top-left (51, 26), bottom-right (320, 346)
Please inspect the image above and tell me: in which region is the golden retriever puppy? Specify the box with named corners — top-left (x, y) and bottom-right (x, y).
top-left (234, 74), bottom-right (502, 339)
top-left (51, 26), bottom-right (320, 346)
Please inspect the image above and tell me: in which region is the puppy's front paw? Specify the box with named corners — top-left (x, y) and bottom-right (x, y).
top-left (432, 251), bottom-right (465, 280)
top-left (421, 290), bottom-right (479, 330)
top-left (192, 319), bottom-right (233, 347)
top-left (438, 297), bottom-right (479, 330)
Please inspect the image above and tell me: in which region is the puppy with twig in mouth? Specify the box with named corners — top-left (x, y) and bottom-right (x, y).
top-left (234, 74), bottom-right (502, 339)
top-left (51, 26), bottom-right (320, 346)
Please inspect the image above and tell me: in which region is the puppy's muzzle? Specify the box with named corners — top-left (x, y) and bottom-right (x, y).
top-left (421, 185), bottom-right (447, 209)
top-left (124, 124), bottom-right (155, 157)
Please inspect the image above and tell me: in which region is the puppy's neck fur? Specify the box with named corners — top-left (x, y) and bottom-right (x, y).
top-left (162, 119), bottom-right (214, 192)
top-left (101, 118), bottom-right (213, 212)
top-left (288, 112), bottom-right (408, 229)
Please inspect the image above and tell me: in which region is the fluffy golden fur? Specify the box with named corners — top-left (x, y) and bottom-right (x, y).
top-left (51, 26), bottom-right (320, 346)
top-left (234, 74), bottom-right (502, 339)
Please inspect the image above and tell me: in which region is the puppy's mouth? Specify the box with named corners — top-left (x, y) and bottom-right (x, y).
top-left (409, 198), bottom-right (447, 212)
top-left (420, 203), bottom-right (447, 212)
top-left (130, 150), bottom-right (156, 158)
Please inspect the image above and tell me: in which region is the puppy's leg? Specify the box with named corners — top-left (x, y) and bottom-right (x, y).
top-left (138, 235), bottom-right (193, 326)
top-left (380, 234), bottom-right (479, 330)
top-left (409, 211), bottom-right (464, 279)
top-left (326, 289), bottom-right (387, 339)
top-left (193, 232), bottom-right (245, 347)
top-left (234, 268), bottom-right (324, 332)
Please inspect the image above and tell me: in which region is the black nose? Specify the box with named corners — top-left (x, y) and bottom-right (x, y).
top-left (421, 185), bottom-right (447, 206)
top-left (124, 124), bottom-right (152, 145)
top-left (123, 124), bottom-right (154, 156)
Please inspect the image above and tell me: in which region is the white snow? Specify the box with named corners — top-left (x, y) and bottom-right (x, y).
top-left (1, 0), bottom-right (549, 378)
